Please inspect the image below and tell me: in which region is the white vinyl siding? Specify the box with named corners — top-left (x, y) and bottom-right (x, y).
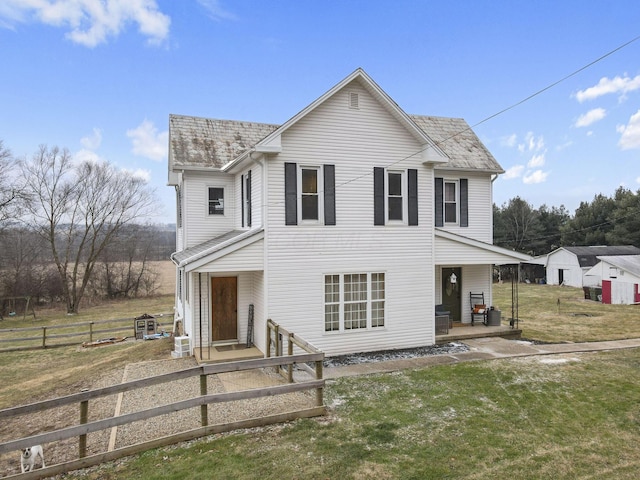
top-left (182, 172), bottom-right (235, 248)
top-left (266, 80), bottom-right (434, 356)
top-left (435, 170), bottom-right (493, 243)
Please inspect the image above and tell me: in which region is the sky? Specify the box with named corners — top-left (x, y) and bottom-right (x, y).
top-left (1, 0), bottom-right (639, 225)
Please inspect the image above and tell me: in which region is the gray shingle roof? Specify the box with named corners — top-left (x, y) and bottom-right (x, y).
top-left (170, 230), bottom-right (247, 265)
top-left (409, 115), bottom-right (502, 172)
top-left (169, 113), bottom-right (501, 172)
top-left (169, 115), bottom-right (278, 169)
top-left (564, 245), bottom-right (640, 268)
top-left (598, 255), bottom-right (640, 278)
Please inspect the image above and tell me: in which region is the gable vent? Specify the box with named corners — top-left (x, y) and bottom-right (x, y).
top-left (349, 92), bottom-right (359, 109)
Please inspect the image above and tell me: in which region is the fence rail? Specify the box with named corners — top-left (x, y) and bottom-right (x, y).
top-left (0, 321), bottom-right (325, 479)
top-left (0, 312), bottom-right (173, 351)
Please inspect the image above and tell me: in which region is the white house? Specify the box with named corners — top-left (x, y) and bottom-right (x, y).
top-left (168, 68), bottom-right (530, 358)
top-left (545, 246), bottom-right (640, 288)
top-left (585, 255), bottom-right (640, 304)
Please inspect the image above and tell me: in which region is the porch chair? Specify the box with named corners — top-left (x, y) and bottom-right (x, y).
top-left (469, 292), bottom-right (488, 326)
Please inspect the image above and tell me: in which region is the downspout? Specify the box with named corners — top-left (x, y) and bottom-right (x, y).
top-left (198, 273), bottom-right (202, 361)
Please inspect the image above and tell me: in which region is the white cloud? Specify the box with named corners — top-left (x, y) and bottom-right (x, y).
top-left (518, 132), bottom-right (544, 153)
top-left (73, 148), bottom-right (102, 164)
top-left (127, 119), bottom-right (168, 161)
top-left (0, 0), bottom-right (170, 47)
top-left (196, 0), bottom-right (237, 21)
top-left (80, 127), bottom-right (102, 150)
top-left (575, 74), bottom-right (640, 103)
top-left (555, 140), bottom-right (573, 151)
top-left (502, 165), bottom-right (524, 180)
top-left (523, 170), bottom-right (548, 184)
top-left (528, 152), bottom-right (545, 168)
top-left (501, 133), bottom-right (517, 148)
top-left (575, 108), bottom-right (606, 128)
top-left (617, 109), bottom-right (640, 150)
top-left (121, 167), bottom-right (150, 182)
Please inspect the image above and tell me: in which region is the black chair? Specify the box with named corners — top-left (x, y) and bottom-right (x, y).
top-left (469, 292), bottom-right (488, 326)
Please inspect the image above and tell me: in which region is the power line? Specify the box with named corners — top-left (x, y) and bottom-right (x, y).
top-left (263, 33), bottom-right (640, 210)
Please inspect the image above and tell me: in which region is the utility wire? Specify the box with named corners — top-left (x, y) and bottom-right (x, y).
top-left (263, 33), bottom-right (640, 210)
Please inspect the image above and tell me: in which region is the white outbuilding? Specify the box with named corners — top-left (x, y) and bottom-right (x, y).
top-left (545, 245), bottom-right (640, 288)
top-left (584, 254), bottom-right (640, 304)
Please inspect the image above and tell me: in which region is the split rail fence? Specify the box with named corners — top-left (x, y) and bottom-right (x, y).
top-left (0, 313), bottom-right (173, 352)
top-left (0, 320), bottom-right (325, 479)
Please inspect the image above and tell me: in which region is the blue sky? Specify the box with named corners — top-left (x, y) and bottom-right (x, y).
top-left (1, 1), bottom-right (639, 225)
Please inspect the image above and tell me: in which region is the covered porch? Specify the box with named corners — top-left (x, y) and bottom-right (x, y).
top-left (435, 323), bottom-right (522, 344)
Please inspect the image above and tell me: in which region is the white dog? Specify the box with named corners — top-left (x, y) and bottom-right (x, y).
top-left (20, 445), bottom-right (45, 473)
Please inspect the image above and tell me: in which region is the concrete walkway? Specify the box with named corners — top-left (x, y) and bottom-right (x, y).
top-left (323, 337), bottom-right (640, 379)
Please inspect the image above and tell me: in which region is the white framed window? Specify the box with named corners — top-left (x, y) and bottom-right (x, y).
top-left (324, 272), bottom-right (385, 332)
top-left (208, 187), bottom-right (225, 215)
top-left (299, 166), bottom-right (323, 222)
top-left (444, 180), bottom-right (458, 224)
top-left (386, 171), bottom-right (405, 222)
top-left (242, 171), bottom-right (251, 227)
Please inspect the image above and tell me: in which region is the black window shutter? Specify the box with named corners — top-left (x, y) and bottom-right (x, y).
top-left (241, 175), bottom-right (245, 228)
top-left (247, 170), bottom-right (252, 227)
top-left (324, 165), bottom-right (336, 225)
top-left (285, 162), bottom-right (297, 225)
top-left (460, 178), bottom-right (468, 227)
top-left (408, 169), bottom-right (418, 226)
top-left (374, 167), bottom-right (385, 226)
top-left (435, 177), bottom-right (443, 227)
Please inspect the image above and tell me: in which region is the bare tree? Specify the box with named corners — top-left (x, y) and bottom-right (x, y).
top-left (21, 145), bottom-right (157, 314)
top-left (0, 140), bottom-right (24, 228)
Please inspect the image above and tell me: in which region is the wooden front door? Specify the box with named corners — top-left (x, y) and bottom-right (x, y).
top-left (441, 267), bottom-right (462, 322)
top-left (211, 277), bottom-right (237, 342)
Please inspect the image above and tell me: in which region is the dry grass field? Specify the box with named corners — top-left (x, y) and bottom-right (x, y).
top-left (493, 281), bottom-right (640, 342)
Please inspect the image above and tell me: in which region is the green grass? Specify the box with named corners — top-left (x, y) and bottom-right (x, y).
top-left (73, 348), bottom-right (640, 479)
top-left (4, 285), bottom-right (640, 478)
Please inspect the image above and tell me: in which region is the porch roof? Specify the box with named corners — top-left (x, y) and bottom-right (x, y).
top-left (171, 228), bottom-right (264, 269)
top-left (435, 229), bottom-right (532, 265)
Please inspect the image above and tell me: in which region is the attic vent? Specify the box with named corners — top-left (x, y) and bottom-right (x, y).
top-left (348, 92), bottom-right (359, 109)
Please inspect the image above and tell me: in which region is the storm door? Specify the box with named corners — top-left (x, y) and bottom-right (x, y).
top-left (441, 267), bottom-right (462, 322)
top-left (211, 276), bottom-right (238, 342)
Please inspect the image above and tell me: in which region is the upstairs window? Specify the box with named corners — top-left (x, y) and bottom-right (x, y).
top-left (435, 177), bottom-right (468, 227)
top-left (208, 187), bottom-right (224, 215)
top-left (387, 171), bottom-right (404, 221)
top-left (242, 171), bottom-right (252, 227)
top-left (444, 181), bottom-right (457, 223)
top-left (301, 167), bottom-right (320, 221)
top-left (285, 163), bottom-right (335, 226)
top-left (374, 167), bottom-right (418, 226)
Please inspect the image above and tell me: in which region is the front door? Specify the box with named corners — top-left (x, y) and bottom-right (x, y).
top-left (211, 276), bottom-right (237, 342)
top-left (441, 267), bottom-right (462, 322)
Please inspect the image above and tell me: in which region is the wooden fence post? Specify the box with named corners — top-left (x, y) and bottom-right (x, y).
top-left (200, 374), bottom-right (208, 427)
top-left (42, 327), bottom-right (47, 349)
top-left (287, 334), bottom-right (294, 383)
top-left (79, 400), bottom-right (88, 458)
top-left (89, 322), bottom-right (94, 343)
top-left (315, 360), bottom-right (324, 407)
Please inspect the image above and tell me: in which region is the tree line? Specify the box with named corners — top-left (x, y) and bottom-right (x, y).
top-left (493, 187), bottom-right (640, 256)
top-left (0, 141), bottom-right (175, 315)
